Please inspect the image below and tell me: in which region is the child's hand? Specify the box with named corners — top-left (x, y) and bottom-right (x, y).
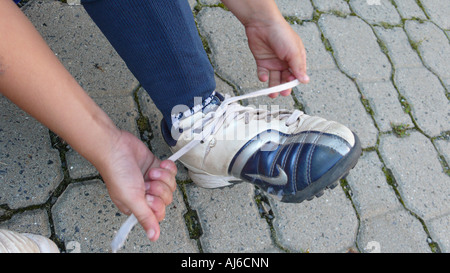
top-left (99, 130), bottom-right (177, 242)
top-left (144, 160), bottom-right (178, 225)
top-left (245, 18), bottom-right (310, 98)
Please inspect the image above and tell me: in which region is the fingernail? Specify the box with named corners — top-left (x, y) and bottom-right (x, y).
top-left (151, 170), bottom-right (161, 179)
top-left (146, 195), bottom-right (154, 205)
top-left (147, 229), bottom-right (155, 240)
top-left (301, 75), bottom-right (310, 82)
top-left (145, 183), bottom-right (151, 191)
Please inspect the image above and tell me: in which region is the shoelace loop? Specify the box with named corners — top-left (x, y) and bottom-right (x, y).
top-left (181, 80), bottom-right (304, 144)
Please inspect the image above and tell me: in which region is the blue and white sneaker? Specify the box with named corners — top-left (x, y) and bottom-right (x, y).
top-left (161, 80), bottom-right (361, 203)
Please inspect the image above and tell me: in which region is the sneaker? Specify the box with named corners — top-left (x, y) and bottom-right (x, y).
top-left (161, 80), bottom-right (361, 203)
top-left (110, 80), bottom-right (362, 251)
top-left (0, 229), bottom-right (59, 253)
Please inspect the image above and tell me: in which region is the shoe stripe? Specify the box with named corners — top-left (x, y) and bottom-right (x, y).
top-left (229, 130), bottom-right (284, 177)
top-left (293, 132), bottom-right (307, 189)
top-left (229, 130), bottom-right (352, 179)
top-left (307, 123), bottom-right (330, 186)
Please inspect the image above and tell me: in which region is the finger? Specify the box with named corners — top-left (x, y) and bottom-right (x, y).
top-left (144, 183), bottom-right (167, 221)
top-left (280, 89), bottom-right (292, 97)
top-left (116, 204), bottom-right (132, 216)
top-left (257, 66), bottom-right (269, 83)
top-left (269, 70), bottom-right (281, 87)
top-left (129, 197), bottom-right (160, 241)
top-left (279, 70), bottom-right (294, 96)
top-left (148, 167), bottom-right (177, 193)
top-left (160, 160), bottom-right (178, 177)
top-left (146, 180), bottom-right (174, 206)
top-left (268, 92), bottom-right (278, 98)
top-left (268, 70), bottom-right (281, 98)
top-left (146, 194), bottom-right (166, 222)
top-left (287, 46), bottom-right (309, 84)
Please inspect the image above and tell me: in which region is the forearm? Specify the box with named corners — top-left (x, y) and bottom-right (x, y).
top-left (0, 0), bottom-right (120, 171)
top-left (220, 0), bottom-right (285, 26)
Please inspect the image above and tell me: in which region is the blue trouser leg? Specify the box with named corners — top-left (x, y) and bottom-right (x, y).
top-left (81, 0), bottom-right (216, 126)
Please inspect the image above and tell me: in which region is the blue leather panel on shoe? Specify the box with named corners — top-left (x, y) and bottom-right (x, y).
top-left (229, 130), bottom-right (350, 197)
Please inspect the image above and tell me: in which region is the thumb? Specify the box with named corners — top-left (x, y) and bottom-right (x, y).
top-left (285, 38), bottom-right (309, 84)
top-left (129, 196), bottom-right (160, 241)
top-left (288, 53), bottom-right (309, 84)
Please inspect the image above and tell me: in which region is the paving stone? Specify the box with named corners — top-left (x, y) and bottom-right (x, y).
top-left (318, 14), bottom-right (392, 82)
top-left (67, 0), bottom-right (80, 5)
top-left (393, 0), bottom-right (427, 20)
top-left (420, 0), bottom-right (450, 30)
top-left (394, 68), bottom-right (449, 137)
top-left (22, 1), bottom-right (139, 98)
top-left (199, 0), bottom-right (314, 19)
top-left (188, 0), bottom-right (196, 10)
top-left (199, 0), bottom-right (221, 5)
top-left (358, 81), bottom-right (413, 132)
top-left (293, 69), bottom-right (378, 148)
top-left (428, 214), bottom-right (450, 253)
top-left (65, 151), bottom-right (98, 180)
top-left (312, 0), bottom-right (352, 15)
top-left (66, 95), bottom-right (140, 179)
top-left (405, 20), bottom-right (450, 80)
top-left (186, 183), bottom-right (275, 253)
top-left (52, 180), bottom-right (196, 253)
top-left (379, 132), bottom-right (450, 221)
top-left (443, 78), bottom-right (450, 92)
top-left (0, 97), bottom-right (63, 209)
top-left (52, 180), bottom-right (122, 253)
top-left (275, 0), bottom-right (314, 19)
top-left (197, 8), bottom-right (263, 91)
top-left (358, 209), bottom-right (431, 253)
top-left (374, 26), bottom-right (423, 69)
top-left (0, 209), bottom-right (52, 238)
top-left (434, 139), bottom-right (450, 164)
top-left (349, 0), bottom-right (402, 25)
top-left (271, 187), bottom-right (358, 253)
top-left (293, 22), bottom-right (336, 72)
top-left (346, 152), bottom-right (403, 219)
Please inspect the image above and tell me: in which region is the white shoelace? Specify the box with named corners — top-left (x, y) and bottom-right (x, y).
top-left (110, 79), bottom-right (301, 253)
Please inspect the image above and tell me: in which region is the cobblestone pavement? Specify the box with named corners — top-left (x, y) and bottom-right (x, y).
top-left (0, 0), bottom-right (449, 253)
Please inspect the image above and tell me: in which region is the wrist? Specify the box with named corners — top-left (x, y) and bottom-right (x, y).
top-left (60, 99), bottom-right (122, 174)
top-left (221, 0), bottom-right (285, 27)
top-left (243, 12), bottom-right (286, 29)
top-left (81, 109), bottom-right (122, 173)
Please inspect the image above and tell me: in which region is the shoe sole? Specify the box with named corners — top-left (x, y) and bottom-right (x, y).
top-left (188, 132), bottom-right (362, 203)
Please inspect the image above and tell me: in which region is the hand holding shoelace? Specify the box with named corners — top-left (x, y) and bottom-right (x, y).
top-left (221, 0), bottom-right (310, 98)
top-left (245, 20), bottom-right (310, 98)
top-left (101, 130), bottom-right (177, 245)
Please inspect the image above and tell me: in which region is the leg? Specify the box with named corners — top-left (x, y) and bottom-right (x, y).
top-left (81, 0), bottom-right (216, 126)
